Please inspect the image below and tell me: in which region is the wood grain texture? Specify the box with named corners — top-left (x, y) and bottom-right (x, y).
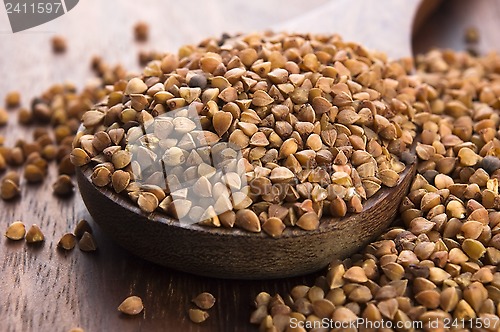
top-left (76, 161), bottom-right (415, 279)
top-left (1, 0), bottom-right (499, 331)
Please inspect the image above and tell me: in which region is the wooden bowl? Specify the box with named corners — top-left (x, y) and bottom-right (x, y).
top-left (76, 159), bottom-right (416, 280)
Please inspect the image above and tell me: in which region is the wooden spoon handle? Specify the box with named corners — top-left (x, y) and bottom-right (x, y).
top-left (272, 0), bottom-right (424, 59)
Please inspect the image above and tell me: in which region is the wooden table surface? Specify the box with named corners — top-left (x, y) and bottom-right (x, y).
top-left (1, 1), bottom-right (499, 331)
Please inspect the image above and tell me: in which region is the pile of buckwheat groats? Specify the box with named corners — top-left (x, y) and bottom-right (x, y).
top-left (1, 29), bottom-right (500, 331)
top-left (249, 48), bottom-right (500, 331)
top-left (72, 32), bottom-right (420, 235)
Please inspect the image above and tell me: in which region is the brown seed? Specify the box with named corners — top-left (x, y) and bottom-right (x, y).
top-left (306, 134), bottom-right (322, 151)
top-left (238, 122), bottom-right (258, 137)
top-left (381, 262), bottom-right (405, 281)
top-left (218, 210), bottom-right (236, 228)
top-left (51, 35), bottom-right (67, 53)
top-left (160, 53), bottom-right (179, 73)
top-left (25, 224), bottom-right (44, 243)
top-left (296, 212), bottom-right (319, 231)
top-left (326, 264), bottom-right (345, 289)
top-left (24, 164), bottom-right (45, 183)
top-left (166, 199), bottom-right (191, 219)
top-left (419, 191), bottom-right (440, 211)
top-left (92, 132), bottom-right (111, 152)
top-left (440, 286), bottom-right (459, 312)
top-left (458, 147), bottom-right (480, 167)
top-left (193, 176), bottom-right (212, 198)
top-left (188, 308), bottom-right (209, 323)
top-left (250, 132), bottom-right (269, 147)
top-left (461, 220), bottom-right (483, 239)
top-left (125, 78), bottom-right (148, 95)
top-left (91, 166), bottom-right (111, 187)
top-left (52, 175), bottom-right (75, 196)
top-left (8, 146), bottom-right (23, 165)
top-left (70, 148), bottom-right (90, 167)
top-left (81, 110), bottom-right (105, 128)
top-left (254, 292), bottom-right (272, 308)
top-left (415, 143), bottom-right (435, 161)
top-left (57, 233), bottom-right (77, 250)
top-left (192, 292), bottom-right (216, 310)
top-left (331, 307), bottom-right (358, 323)
top-left (428, 267), bottom-right (451, 284)
top-left (134, 21), bottom-right (149, 42)
top-left (270, 167), bottom-right (295, 183)
top-left (1, 179), bottom-right (20, 200)
top-left (464, 26), bottom-right (479, 43)
top-left (111, 170), bottom-right (130, 194)
top-left (0, 107), bottom-right (9, 127)
top-left (68, 328), bottom-right (84, 332)
top-left (377, 299), bottom-right (398, 320)
top-left (212, 111), bottom-right (233, 137)
top-left (415, 289), bottom-right (441, 309)
top-left (108, 128), bottom-right (125, 145)
top-left (448, 248), bottom-right (469, 264)
top-left (5, 221), bottom-right (26, 240)
top-left (312, 299), bottom-right (335, 318)
top-left (163, 147), bottom-right (185, 166)
top-left (262, 217), bottom-right (286, 238)
top-left (409, 217), bottom-right (435, 235)
top-left (336, 109), bottom-right (359, 125)
top-left (235, 209), bottom-right (261, 232)
top-left (18, 108), bottom-right (32, 125)
top-left (330, 196), bottom-right (347, 217)
top-left (343, 266), bottom-right (368, 283)
top-left (59, 155), bottom-right (76, 175)
top-left (471, 267), bottom-right (493, 283)
top-left (74, 219), bottom-right (92, 239)
top-left (454, 299), bottom-right (476, 320)
top-left (462, 239), bottom-right (486, 260)
top-left (0, 153), bottom-right (5, 172)
top-left (252, 90), bottom-right (274, 106)
top-left (278, 138), bottom-right (298, 160)
top-left (118, 296), bottom-right (144, 315)
top-left (378, 169), bottom-right (399, 188)
top-left (173, 117), bottom-right (197, 134)
top-left (228, 129), bottom-right (249, 149)
top-left (308, 286), bottom-right (325, 302)
top-left (348, 285), bottom-right (373, 303)
top-left (5, 91), bottom-right (21, 108)
top-left (79, 231), bottom-right (97, 252)
top-left (446, 200), bottom-right (466, 219)
top-left (434, 173), bottom-right (454, 189)
top-left (249, 305), bottom-right (268, 325)
top-left (219, 87), bottom-right (237, 102)
top-left (137, 192), bottom-right (159, 213)
top-left (267, 68), bottom-right (289, 84)
top-left (111, 150), bottom-right (132, 169)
